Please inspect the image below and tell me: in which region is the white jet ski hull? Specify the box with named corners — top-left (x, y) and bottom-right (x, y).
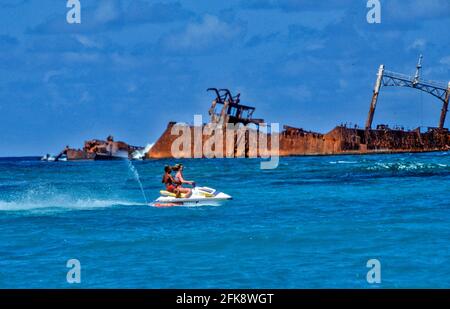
top-left (155, 192), bottom-right (232, 203)
top-left (153, 187), bottom-right (232, 205)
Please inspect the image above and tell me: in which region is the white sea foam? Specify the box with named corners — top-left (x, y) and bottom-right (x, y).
top-left (367, 162), bottom-right (448, 171)
top-left (0, 197), bottom-right (146, 212)
top-left (329, 160), bottom-right (358, 164)
top-left (131, 143), bottom-right (154, 160)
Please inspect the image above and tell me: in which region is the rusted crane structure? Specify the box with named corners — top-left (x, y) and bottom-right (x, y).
top-left (366, 55), bottom-right (450, 130)
top-left (207, 88), bottom-right (265, 127)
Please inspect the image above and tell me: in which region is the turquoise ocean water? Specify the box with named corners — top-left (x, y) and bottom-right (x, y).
top-left (0, 152), bottom-right (449, 288)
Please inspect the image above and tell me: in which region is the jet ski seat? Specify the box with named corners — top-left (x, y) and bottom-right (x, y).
top-left (159, 190), bottom-right (187, 198)
top-left (159, 188), bottom-right (215, 199)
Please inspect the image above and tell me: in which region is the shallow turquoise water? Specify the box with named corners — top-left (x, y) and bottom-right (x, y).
top-left (0, 153), bottom-right (449, 288)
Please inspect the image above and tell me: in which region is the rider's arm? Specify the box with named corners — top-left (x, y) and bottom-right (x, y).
top-left (177, 172), bottom-right (193, 185)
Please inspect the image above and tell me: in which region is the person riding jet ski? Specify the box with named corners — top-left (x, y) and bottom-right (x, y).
top-left (161, 165), bottom-right (192, 198)
top-left (172, 164), bottom-right (196, 188)
top-left (156, 166), bottom-right (231, 206)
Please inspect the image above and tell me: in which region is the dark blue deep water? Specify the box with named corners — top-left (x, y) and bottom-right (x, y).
top-left (0, 153), bottom-right (449, 288)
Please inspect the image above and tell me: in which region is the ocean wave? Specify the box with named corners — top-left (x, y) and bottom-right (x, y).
top-left (329, 160), bottom-right (358, 164)
top-left (367, 162), bottom-right (448, 171)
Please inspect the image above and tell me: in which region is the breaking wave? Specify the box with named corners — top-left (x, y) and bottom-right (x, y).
top-left (366, 162), bottom-right (449, 172)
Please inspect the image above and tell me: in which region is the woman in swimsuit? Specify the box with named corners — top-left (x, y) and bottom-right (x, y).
top-left (172, 164), bottom-right (193, 197)
top-left (162, 165), bottom-right (191, 198)
top-left (172, 164), bottom-right (195, 188)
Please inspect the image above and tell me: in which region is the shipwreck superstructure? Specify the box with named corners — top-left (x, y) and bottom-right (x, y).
top-left (207, 88), bottom-right (264, 126)
top-left (147, 88), bottom-right (272, 158)
top-left (147, 56), bottom-right (450, 159)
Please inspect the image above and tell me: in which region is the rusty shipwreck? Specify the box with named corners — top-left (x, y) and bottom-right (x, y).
top-left (59, 135), bottom-right (143, 161)
top-left (147, 57), bottom-right (450, 159)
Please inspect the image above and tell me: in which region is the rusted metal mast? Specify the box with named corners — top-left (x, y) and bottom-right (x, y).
top-left (439, 82), bottom-right (450, 129)
top-left (365, 64), bottom-right (384, 129)
top-left (413, 54), bottom-right (423, 86)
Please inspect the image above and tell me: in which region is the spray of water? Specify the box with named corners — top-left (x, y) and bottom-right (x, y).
top-left (127, 160), bottom-right (148, 204)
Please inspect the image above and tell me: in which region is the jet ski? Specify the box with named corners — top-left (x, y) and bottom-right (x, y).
top-left (153, 186), bottom-right (232, 207)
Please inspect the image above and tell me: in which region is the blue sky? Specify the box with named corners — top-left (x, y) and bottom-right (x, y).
top-left (0, 0), bottom-right (449, 156)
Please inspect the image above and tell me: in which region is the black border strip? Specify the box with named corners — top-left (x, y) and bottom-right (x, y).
top-left (1, 289), bottom-right (450, 306)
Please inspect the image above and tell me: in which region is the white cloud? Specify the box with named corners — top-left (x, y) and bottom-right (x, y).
top-left (408, 38), bottom-right (427, 51)
top-left (440, 56), bottom-right (450, 66)
top-left (43, 70), bottom-right (64, 83)
top-left (163, 15), bottom-right (245, 51)
top-left (62, 52), bottom-right (100, 63)
top-left (80, 90), bottom-right (93, 103)
top-left (280, 85), bottom-right (312, 101)
top-left (304, 39), bottom-right (326, 51)
top-left (94, 0), bottom-right (121, 24)
top-left (75, 35), bottom-right (103, 49)
top-left (387, 0), bottom-right (450, 21)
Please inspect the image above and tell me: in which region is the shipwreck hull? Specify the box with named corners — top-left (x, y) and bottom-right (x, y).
top-left (147, 78), bottom-right (450, 159)
top-left (66, 149), bottom-right (96, 160)
top-left (62, 136), bottom-right (143, 161)
top-left (147, 122), bottom-right (450, 159)
top-left (66, 150), bottom-right (131, 161)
